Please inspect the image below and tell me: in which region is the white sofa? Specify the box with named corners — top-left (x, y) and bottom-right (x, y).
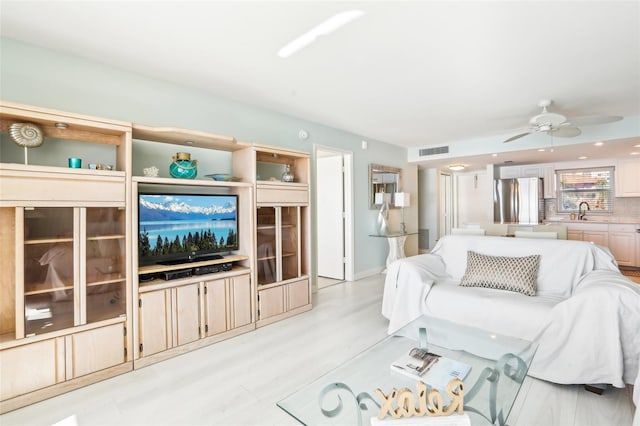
top-left (382, 234), bottom-right (640, 388)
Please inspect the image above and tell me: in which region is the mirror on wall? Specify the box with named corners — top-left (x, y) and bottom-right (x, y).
top-left (369, 164), bottom-right (401, 209)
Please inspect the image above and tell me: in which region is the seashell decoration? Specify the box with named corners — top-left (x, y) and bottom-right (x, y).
top-left (9, 122), bottom-right (44, 148)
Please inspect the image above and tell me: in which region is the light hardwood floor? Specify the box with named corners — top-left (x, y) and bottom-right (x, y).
top-left (1, 275), bottom-right (635, 425)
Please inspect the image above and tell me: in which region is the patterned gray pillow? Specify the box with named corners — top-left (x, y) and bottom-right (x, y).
top-left (459, 251), bottom-right (540, 296)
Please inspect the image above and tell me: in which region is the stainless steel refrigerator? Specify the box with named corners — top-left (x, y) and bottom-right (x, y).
top-left (494, 178), bottom-right (544, 224)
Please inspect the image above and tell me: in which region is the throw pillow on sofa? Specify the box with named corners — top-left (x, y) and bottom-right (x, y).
top-left (460, 250), bottom-right (540, 296)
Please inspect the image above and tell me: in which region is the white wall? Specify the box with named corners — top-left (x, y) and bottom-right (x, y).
top-left (0, 37), bottom-right (411, 279)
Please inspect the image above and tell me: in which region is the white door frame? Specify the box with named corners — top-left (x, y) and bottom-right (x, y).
top-left (314, 145), bottom-right (354, 282)
top-left (439, 171), bottom-right (453, 239)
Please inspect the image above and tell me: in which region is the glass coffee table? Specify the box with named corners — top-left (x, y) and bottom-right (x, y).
top-left (278, 315), bottom-right (537, 426)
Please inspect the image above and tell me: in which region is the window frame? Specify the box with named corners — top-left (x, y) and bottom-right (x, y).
top-left (555, 167), bottom-right (614, 214)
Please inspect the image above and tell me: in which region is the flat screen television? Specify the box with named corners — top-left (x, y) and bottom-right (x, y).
top-left (138, 193), bottom-right (238, 266)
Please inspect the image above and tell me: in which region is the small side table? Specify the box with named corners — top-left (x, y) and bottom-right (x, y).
top-left (369, 232), bottom-right (417, 272)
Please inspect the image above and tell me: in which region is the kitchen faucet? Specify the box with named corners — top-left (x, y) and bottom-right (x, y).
top-left (578, 201), bottom-right (590, 220)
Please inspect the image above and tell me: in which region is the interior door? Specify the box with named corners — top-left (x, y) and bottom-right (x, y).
top-left (317, 154), bottom-right (344, 279)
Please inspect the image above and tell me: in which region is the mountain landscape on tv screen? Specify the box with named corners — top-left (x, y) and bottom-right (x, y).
top-left (139, 196), bottom-right (236, 222)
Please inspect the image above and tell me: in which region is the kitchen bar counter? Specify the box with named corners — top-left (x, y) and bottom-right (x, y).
top-left (546, 217), bottom-right (640, 225)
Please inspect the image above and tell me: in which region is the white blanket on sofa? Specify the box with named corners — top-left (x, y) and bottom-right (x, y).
top-left (382, 235), bottom-right (640, 387)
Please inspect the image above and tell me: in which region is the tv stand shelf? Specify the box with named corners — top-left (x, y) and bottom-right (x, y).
top-left (138, 265), bottom-right (250, 292)
top-left (138, 254), bottom-right (249, 275)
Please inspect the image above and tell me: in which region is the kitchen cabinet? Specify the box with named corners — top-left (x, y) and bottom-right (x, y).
top-left (565, 222), bottom-right (639, 267)
top-left (542, 166), bottom-right (556, 199)
top-left (566, 222), bottom-right (609, 246)
top-left (636, 232), bottom-right (640, 267)
top-left (615, 159), bottom-right (640, 197)
top-left (608, 225), bottom-right (637, 267)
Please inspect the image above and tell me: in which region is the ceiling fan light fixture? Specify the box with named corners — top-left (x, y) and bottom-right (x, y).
top-left (277, 10), bottom-right (364, 58)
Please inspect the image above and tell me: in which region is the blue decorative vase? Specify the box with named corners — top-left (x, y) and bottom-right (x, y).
top-left (170, 152), bottom-right (198, 179)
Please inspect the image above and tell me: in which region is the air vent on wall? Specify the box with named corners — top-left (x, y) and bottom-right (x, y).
top-left (419, 146), bottom-right (449, 156)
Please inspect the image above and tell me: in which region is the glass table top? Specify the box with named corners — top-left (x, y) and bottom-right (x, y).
top-left (278, 315), bottom-right (537, 426)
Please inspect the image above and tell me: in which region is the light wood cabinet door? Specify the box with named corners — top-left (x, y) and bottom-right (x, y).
top-left (0, 338), bottom-right (64, 401)
top-left (567, 230), bottom-right (583, 241)
top-left (258, 286), bottom-right (285, 320)
top-left (205, 279), bottom-right (228, 336)
top-left (67, 323), bottom-right (124, 379)
top-left (288, 279), bottom-right (309, 311)
top-left (615, 159), bottom-right (640, 197)
top-left (138, 290), bottom-right (170, 357)
top-left (609, 232), bottom-right (637, 266)
top-left (230, 274), bottom-right (251, 328)
top-left (583, 231), bottom-right (608, 246)
top-left (173, 284), bottom-right (200, 346)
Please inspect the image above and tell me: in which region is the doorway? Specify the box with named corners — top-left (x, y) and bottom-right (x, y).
top-left (315, 146), bottom-right (353, 289)
top-left (439, 172), bottom-right (453, 238)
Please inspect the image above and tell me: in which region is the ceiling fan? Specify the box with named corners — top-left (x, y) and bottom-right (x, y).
top-left (503, 99), bottom-right (623, 143)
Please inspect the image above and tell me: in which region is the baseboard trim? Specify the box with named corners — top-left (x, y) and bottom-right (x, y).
top-left (353, 267), bottom-right (385, 281)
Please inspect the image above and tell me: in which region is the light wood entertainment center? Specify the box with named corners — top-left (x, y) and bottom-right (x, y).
top-left (0, 100), bottom-right (311, 413)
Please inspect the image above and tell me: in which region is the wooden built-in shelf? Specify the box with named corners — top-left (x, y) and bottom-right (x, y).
top-left (25, 237), bottom-right (73, 245)
top-left (87, 234), bottom-right (125, 241)
top-left (256, 180), bottom-right (308, 188)
top-left (133, 176), bottom-right (252, 187)
top-left (0, 163), bottom-right (127, 177)
top-left (25, 284), bottom-right (73, 296)
top-left (133, 124), bottom-right (248, 152)
top-left (138, 254), bottom-right (249, 275)
top-left (138, 265), bottom-right (251, 292)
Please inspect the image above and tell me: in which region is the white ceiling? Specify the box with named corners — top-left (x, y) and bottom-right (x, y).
top-left (1, 1), bottom-right (639, 168)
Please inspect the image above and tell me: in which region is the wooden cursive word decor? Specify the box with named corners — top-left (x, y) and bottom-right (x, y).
top-left (375, 379), bottom-right (464, 420)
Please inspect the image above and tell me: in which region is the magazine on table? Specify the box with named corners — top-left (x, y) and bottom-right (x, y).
top-left (390, 347), bottom-right (471, 389)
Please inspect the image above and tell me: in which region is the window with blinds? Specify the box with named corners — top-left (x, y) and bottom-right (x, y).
top-left (556, 167), bottom-right (614, 212)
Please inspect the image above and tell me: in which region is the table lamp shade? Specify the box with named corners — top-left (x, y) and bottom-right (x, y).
top-left (394, 192), bottom-right (410, 208)
top-left (375, 192), bottom-right (391, 205)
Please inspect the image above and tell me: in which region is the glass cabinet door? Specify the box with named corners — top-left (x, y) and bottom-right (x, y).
top-left (23, 207), bottom-right (75, 335)
top-left (85, 207), bottom-right (126, 324)
top-left (256, 207), bottom-right (277, 285)
top-left (281, 206), bottom-right (300, 281)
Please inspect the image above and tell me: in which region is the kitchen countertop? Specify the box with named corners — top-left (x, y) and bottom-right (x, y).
top-left (545, 217), bottom-right (640, 225)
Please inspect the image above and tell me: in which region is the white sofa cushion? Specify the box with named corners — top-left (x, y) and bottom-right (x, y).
top-left (430, 235), bottom-right (617, 297)
top-left (424, 279), bottom-right (564, 340)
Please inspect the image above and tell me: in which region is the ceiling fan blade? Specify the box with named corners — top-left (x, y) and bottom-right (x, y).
top-left (569, 115), bottom-right (623, 126)
top-left (503, 132), bottom-right (531, 143)
top-left (549, 126), bottom-right (582, 138)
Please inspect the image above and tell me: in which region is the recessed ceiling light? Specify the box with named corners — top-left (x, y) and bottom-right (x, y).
top-left (578, 156), bottom-right (588, 160)
top-left (491, 153), bottom-right (498, 157)
top-left (277, 10), bottom-right (364, 58)
top-left (631, 152), bottom-right (640, 156)
top-left (448, 164), bottom-right (465, 171)
top-left (594, 142), bottom-right (604, 146)
top-left (537, 148), bottom-right (545, 152)
top-left (634, 144), bottom-right (640, 148)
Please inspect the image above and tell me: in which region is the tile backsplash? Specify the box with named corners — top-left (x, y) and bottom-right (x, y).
top-left (545, 197), bottom-right (640, 221)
